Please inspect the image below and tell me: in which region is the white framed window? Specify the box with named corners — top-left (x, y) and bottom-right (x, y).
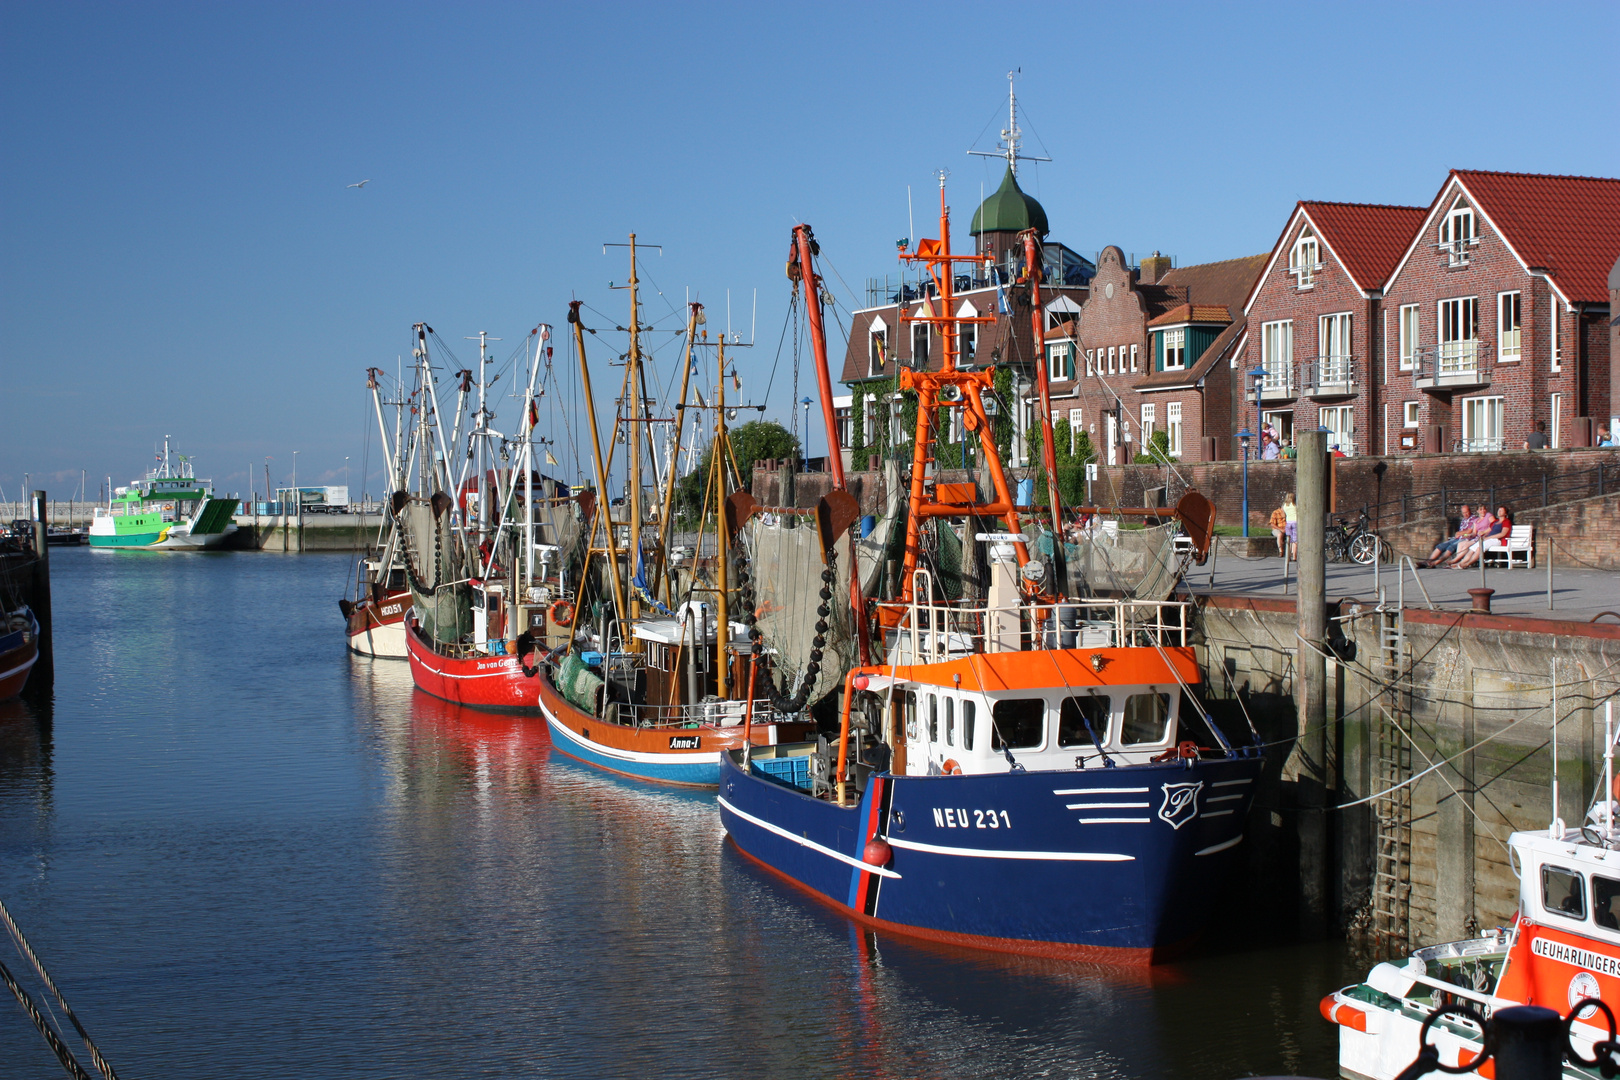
top-left (959, 301), bottom-right (979, 365)
top-left (1398, 304), bottom-right (1420, 370)
top-left (1461, 395), bottom-right (1504, 452)
top-left (1551, 392), bottom-right (1563, 448)
top-left (1068, 408), bottom-right (1082, 455)
top-left (1551, 296), bottom-right (1562, 371)
top-left (1261, 320), bottom-right (1292, 391)
top-left (1045, 296), bottom-right (1082, 331)
top-left (1290, 226), bottom-right (1320, 288)
top-left (1166, 402), bottom-right (1183, 458)
top-left (867, 317), bottom-right (888, 377)
top-left (1321, 405), bottom-right (1354, 454)
top-left (912, 323), bottom-right (930, 368)
top-left (1438, 297), bottom-right (1479, 374)
top-left (1085, 348), bottom-right (1094, 377)
top-left (1318, 312), bottom-right (1352, 383)
top-left (1108, 346), bottom-right (1117, 374)
top-left (1141, 403), bottom-right (1156, 445)
top-left (1497, 292), bottom-right (1521, 361)
top-left (1163, 328), bottom-right (1187, 370)
top-left (1440, 197), bottom-right (1476, 265)
top-left (863, 393), bottom-right (878, 444)
top-left (1403, 401), bottom-right (1421, 428)
top-left (1129, 343), bottom-right (1139, 372)
top-left (1046, 343), bottom-right (1072, 382)
top-left (889, 394), bottom-right (910, 444)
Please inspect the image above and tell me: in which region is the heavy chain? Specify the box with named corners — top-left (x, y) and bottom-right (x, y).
top-left (733, 533), bottom-right (835, 716)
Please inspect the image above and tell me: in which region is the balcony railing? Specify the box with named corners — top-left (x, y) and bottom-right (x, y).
top-left (1303, 354), bottom-right (1357, 397)
top-left (1257, 364), bottom-right (1296, 400)
top-left (1413, 341), bottom-right (1493, 391)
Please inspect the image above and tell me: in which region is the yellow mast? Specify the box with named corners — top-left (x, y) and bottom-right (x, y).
top-left (569, 302), bottom-right (627, 627)
top-left (625, 233), bottom-right (644, 625)
top-left (714, 336), bottom-right (729, 700)
top-left (657, 302), bottom-right (702, 605)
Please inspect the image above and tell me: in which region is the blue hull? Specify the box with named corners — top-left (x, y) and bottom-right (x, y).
top-left (545, 714), bottom-right (721, 786)
top-left (718, 750), bottom-right (1263, 962)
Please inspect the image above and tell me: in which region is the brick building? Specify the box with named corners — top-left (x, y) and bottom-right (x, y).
top-left (1240, 201), bottom-right (1428, 455)
top-left (1241, 170), bottom-right (1620, 457)
top-left (1042, 248), bottom-right (1266, 464)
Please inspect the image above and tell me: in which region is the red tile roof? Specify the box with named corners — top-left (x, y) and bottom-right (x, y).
top-left (1045, 319), bottom-right (1078, 341)
top-left (1146, 303), bottom-right (1232, 328)
top-left (1453, 170), bottom-right (1620, 304)
top-left (1300, 202), bottom-right (1428, 292)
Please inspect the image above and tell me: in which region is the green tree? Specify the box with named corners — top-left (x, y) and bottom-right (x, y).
top-left (674, 420), bottom-right (798, 525)
top-left (1134, 430), bottom-right (1172, 465)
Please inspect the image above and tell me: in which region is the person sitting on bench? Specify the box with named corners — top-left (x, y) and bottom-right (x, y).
top-left (1421, 506), bottom-right (1475, 567)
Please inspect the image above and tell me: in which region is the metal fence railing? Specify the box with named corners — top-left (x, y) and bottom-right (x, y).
top-left (1355, 457), bottom-right (1620, 527)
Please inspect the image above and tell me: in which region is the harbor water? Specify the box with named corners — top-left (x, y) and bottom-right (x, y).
top-left (3, 549), bottom-right (1364, 1078)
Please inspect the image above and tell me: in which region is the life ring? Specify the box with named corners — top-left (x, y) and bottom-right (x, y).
top-left (941, 758), bottom-right (962, 776)
top-left (550, 599), bottom-right (575, 627)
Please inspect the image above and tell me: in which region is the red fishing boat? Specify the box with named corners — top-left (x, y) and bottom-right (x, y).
top-left (0, 607), bottom-right (40, 700)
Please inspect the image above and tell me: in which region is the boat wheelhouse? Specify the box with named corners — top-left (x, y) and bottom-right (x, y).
top-left (89, 441), bottom-right (238, 550)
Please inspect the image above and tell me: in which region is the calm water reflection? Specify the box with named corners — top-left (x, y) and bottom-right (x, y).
top-left (0, 550), bottom-right (1362, 1078)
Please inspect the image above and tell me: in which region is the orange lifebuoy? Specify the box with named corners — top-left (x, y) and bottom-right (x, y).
top-left (550, 599), bottom-right (575, 627)
top-left (942, 758), bottom-right (962, 775)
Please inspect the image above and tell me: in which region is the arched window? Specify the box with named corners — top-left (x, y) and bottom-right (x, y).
top-left (1439, 196), bottom-right (1476, 265)
top-left (1290, 226), bottom-right (1320, 288)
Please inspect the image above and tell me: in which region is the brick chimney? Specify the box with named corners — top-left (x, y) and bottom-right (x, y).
top-left (1139, 251), bottom-right (1172, 284)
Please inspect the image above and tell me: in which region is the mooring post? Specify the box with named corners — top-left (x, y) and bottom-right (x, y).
top-left (1295, 430), bottom-right (1330, 934)
top-left (29, 490), bottom-right (53, 683)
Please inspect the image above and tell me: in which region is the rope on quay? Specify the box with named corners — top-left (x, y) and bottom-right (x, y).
top-left (1, 898), bottom-right (119, 1080)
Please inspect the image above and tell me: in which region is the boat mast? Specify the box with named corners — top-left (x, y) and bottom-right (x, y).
top-left (467, 330), bottom-right (501, 543)
top-left (570, 301), bottom-right (628, 628)
top-left (522, 325), bottom-right (550, 586)
top-left (624, 235), bottom-right (644, 624)
top-left (714, 337), bottom-right (730, 700)
top-left (1023, 228), bottom-right (1065, 547)
top-left (655, 302), bottom-right (702, 605)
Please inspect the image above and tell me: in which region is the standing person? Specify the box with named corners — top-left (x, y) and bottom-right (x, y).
top-left (1261, 430), bottom-right (1280, 461)
top-left (1421, 505), bottom-right (1475, 567)
top-left (1269, 503), bottom-right (1288, 556)
top-left (1599, 426), bottom-right (1615, 448)
top-left (1282, 492), bottom-right (1298, 561)
top-left (1524, 421), bottom-right (1549, 450)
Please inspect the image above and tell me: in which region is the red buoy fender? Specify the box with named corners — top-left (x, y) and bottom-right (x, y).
top-left (550, 599), bottom-right (575, 627)
top-left (1320, 994), bottom-right (1369, 1032)
top-left (863, 837), bottom-right (893, 868)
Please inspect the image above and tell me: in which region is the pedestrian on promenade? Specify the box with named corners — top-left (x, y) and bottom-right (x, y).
top-left (1599, 426), bottom-right (1615, 448)
top-left (1420, 505), bottom-right (1475, 567)
top-left (1261, 430), bottom-right (1280, 460)
top-left (1452, 505), bottom-right (1510, 569)
top-left (1282, 493), bottom-right (1297, 561)
top-left (1269, 504), bottom-right (1288, 556)
top-left (1524, 421), bottom-right (1549, 450)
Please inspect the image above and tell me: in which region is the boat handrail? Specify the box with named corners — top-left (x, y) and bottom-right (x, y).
top-left (618, 698), bottom-right (784, 730)
top-left (881, 585), bottom-right (1191, 663)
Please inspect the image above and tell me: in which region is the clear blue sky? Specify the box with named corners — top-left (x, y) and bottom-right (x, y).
top-left (4, 0), bottom-right (1616, 502)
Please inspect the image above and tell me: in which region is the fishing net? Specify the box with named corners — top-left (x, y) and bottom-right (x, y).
top-left (742, 513), bottom-right (856, 707)
top-left (399, 498), bottom-right (473, 643)
top-left (1063, 523), bottom-right (1182, 601)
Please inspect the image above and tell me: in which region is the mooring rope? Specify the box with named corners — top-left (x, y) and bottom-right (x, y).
top-left (0, 898), bottom-right (119, 1080)
top-left (0, 955), bottom-right (94, 1080)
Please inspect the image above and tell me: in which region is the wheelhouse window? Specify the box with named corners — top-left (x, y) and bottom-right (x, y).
top-left (1058, 695), bottom-right (1110, 748)
top-left (1290, 226), bottom-right (1320, 288)
top-left (927, 693), bottom-right (938, 742)
top-left (991, 698), bottom-right (1044, 750)
top-left (1163, 328), bottom-right (1187, 370)
top-left (1440, 197), bottom-right (1476, 265)
top-left (945, 697), bottom-right (955, 746)
top-left (1543, 864), bottom-right (1587, 920)
top-left (1595, 874), bottom-right (1620, 930)
top-left (1399, 304), bottom-right (1420, 370)
top-left (1498, 292), bottom-right (1521, 361)
top-left (1122, 693), bottom-right (1173, 745)
top-left (962, 699), bottom-right (976, 751)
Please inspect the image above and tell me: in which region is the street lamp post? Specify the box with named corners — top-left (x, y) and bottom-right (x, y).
top-left (1237, 429), bottom-right (1254, 537)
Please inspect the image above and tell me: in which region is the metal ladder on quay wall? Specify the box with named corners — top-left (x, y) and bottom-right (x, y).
top-left (1372, 603), bottom-right (1413, 952)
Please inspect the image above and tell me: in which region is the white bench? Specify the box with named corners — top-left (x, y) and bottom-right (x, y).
top-left (1482, 524), bottom-right (1534, 568)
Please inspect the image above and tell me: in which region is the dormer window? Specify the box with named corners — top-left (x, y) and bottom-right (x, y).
top-left (867, 319), bottom-right (888, 377)
top-left (1289, 227), bottom-right (1320, 288)
top-left (1162, 328), bottom-right (1187, 370)
top-left (1440, 197), bottom-right (1477, 265)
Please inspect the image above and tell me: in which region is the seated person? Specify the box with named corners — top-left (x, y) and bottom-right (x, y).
top-left (1269, 506), bottom-right (1288, 557)
top-left (1421, 506), bottom-right (1475, 567)
top-left (1452, 506), bottom-right (1510, 569)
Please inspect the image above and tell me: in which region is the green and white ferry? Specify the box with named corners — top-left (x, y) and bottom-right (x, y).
top-left (89, 442), bottom-right (239, 551)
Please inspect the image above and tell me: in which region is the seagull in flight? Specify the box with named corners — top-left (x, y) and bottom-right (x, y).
top-left (347, 179), bottom-right (372, 188)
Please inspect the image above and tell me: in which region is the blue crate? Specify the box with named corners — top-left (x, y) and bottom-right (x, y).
top-left (752, 754), bottom-right (811, 790)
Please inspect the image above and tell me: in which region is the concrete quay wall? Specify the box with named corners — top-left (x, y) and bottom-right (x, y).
top-left (1199, 592), bottom-right (1620, 947)
top-left (228, 514), bottom-right (384, 552)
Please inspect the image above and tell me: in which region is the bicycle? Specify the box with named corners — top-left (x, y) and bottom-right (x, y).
top-left (1326, 512), bottom-right (1384, 565)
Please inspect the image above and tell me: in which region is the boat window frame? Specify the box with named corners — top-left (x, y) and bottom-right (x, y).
top-left (1594, 873), bottom-right (1620, 932)
top-left (1057, 694), bottom-right (1112, 749)
top-left (962, 698), bottom-right (976, 752)
top-left (927, 693), bottom-right (938, 743)
top-left (990, 697), bottom-right (1045, 751)
top-left (945, 697), bottom-right (955, 747)
top-left (1121, 690), bottom-right (1175, 747)
top-left (1543, 863), bottom-right (1588, 922)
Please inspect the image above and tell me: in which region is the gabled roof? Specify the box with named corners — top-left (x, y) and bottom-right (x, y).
top-left (1300, 202), bottom-right (1429, 292)
top-left (1155, 254), bottom-right (1267, 319)
top-left (1448, 170), bottom-right (1620, 304)
top-left (1146, 303), bottom-right (1232, 328)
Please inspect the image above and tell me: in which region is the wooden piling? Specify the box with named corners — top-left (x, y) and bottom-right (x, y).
top-left (28, 490), bottom-right (52, 684)
top-left (1295, 431), bottom-right (1329, 933)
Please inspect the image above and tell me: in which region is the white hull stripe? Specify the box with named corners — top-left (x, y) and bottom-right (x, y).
top-left (1067, 802), bottom-right (1148, 810)
top-left (413, 656), bottom-right (526, 681)
top-left (1202, 809), bottom-right (1235, 818)
top-left (886, 836), bottom-right (1133, 862)
top-left (1207, 794), bottom-right (1245, 803)
top-left (542, 705), bottom-right (718, 766)
top-left (1196, 835), bottom-right (1244, 856)
top-left (719, 796), bottom-right (902, 879)
top-left (1211, 778), bottom-right (1253, 788)
top-left (0, 654), bottom-right (38, 683)
top-left (1077, 817), bottom-right (1149, 825)
top-left (1052, 787), bottom-right (1149, 795)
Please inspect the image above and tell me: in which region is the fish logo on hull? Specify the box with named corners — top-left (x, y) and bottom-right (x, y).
top-left (1158, 782), bottom-right (1203, 830)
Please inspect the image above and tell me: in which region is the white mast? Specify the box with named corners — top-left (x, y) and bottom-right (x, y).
top-left (966, 69), bottom-right (1051, 177)
top-left (523, 326), bottom-right (550, 585)
top-left (466, 330), bottom-right (502, 542)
